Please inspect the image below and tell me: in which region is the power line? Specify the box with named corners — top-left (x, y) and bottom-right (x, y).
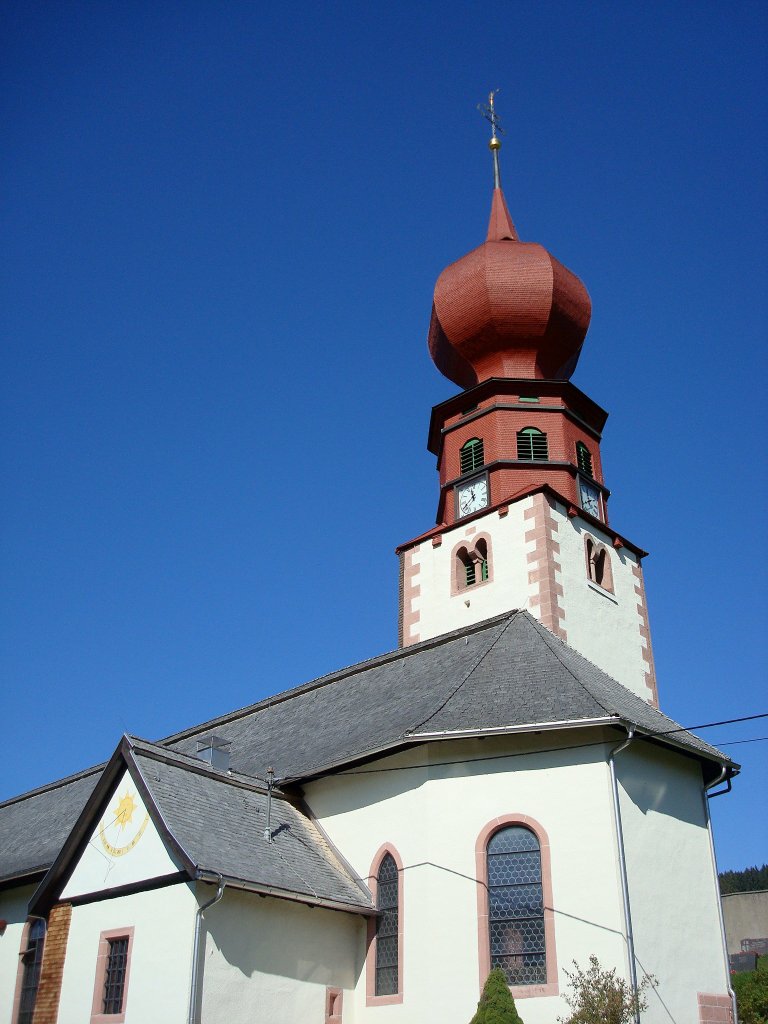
top-left (652, 712), bottom-right (768, 736)
top-left (717, 736), bottom-right (768, 747)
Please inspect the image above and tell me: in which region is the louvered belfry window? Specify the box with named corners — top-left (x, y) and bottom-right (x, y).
top-left (17, 919), bottom-right (45, 1024)
top-left (460, 437), bottom-right (484, 475)
top-left (516, 427), bottom-right (548, 461)
top-left (487, 826), bottom-right (546, 985)
top-left (576, 441), bottom-right (593, 477)
top-left (103, 937), bottom-right (130, 1014)
top-left (375, 853), bottom-right (399, 996)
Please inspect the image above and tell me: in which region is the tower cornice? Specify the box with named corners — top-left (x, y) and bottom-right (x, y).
top-left (427, 378), bottom-right (608, 455)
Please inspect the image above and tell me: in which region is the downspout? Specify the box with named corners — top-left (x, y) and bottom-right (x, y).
top-left (188, 874), bottom-right (225, 1024)
top-left (608, 725), bottom-right (640, 1024)
top-left (704, 765), bottom-right (739, 1024)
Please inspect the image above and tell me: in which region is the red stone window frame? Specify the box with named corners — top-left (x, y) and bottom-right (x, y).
top-left (451, 533), bottom-right (493, 595)
top-left (90, 927), bottom-right (135, 1024)
top-left (365, 844), bottom-right (404, 1006)
top-left (584, 536), bottom-right (614, 594)
top-left (325, 986), bottom-right (343, 1022)
top-left (475, 815), bottom-right (558, 999)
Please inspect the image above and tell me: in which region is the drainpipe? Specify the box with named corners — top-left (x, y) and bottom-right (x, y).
top-left (704, 766), bottom-right (739, 1024)
top-left (608, 725), bottom-right (640, 1024)
top-left (188, 874), bottom-right (225, 1024)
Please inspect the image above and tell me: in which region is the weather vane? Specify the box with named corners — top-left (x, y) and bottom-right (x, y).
top-left (477, 89), bottom-right (504, 189)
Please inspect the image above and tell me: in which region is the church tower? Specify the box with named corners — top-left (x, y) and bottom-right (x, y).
top-left (398, 100), bottom-right (658, 706)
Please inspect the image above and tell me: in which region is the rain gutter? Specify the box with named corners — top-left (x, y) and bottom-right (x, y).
top-left (195, 870), bottom-right (374, 918)
top-left (608, 724), bottom-right (640, 1024)
top-left (188, 874), bottom-right (225, 1024)
top-left (704, 765), bottom-right (739, 1023)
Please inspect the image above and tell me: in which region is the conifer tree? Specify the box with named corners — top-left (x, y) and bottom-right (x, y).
top-left (470, 967), bottom-right (524, 1024)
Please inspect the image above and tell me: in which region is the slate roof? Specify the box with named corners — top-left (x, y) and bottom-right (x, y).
top-left (0, 611), bottom-right (736, 891)
top-left (129, 740), bottom-right (372, 912)
top-left (165, 611), bottom-right (732, 778)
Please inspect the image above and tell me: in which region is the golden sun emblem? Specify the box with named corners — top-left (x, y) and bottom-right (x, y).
top-left (99, 786), bottom-right (150, 857)
top-left (113, 791), bottom-right (137, 830)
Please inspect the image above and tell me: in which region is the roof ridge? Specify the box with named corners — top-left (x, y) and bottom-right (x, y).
top-left (0, 763), bottom-right (103, 810)
top-left (405, 612), bottom-right (521, 734)
top-left (527, 616), bottom-right (616, 716)
top-left (160, 612), bottom-right (520, 747)
top-left (129, 737), bottom-right (283, 798)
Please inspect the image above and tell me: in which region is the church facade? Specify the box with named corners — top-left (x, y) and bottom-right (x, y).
top-left (0, 142), bottom-right (737, 1024)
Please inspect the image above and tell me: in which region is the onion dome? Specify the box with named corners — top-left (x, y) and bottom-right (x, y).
top-left (428, 187), bottom-right (592, 388)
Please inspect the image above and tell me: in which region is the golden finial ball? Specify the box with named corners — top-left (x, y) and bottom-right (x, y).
top-left (489, 137), bottom-right (501, 151)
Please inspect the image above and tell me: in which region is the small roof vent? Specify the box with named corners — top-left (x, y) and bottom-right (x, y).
top-left (196, 734), bottom-right (231, 772)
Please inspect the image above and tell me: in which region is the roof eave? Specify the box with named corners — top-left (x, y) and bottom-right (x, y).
top-left (194, 869), bottom-right (374, 917)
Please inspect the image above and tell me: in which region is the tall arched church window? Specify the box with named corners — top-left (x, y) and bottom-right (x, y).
top-left (460, 437), bottom-right (485, 475)
top-left (487, 826), bottom-right (546, 986)
top-left (576, 442), bottom-right (593, 477)
top-left (517, 427), bottom-right (548, 461)
top-left (375, 853), bottom-right (400, 996)
top-left (16, 919), bottom-right (45, 1024)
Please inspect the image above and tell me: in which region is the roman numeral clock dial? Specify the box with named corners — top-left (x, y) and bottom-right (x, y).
top-left (457, 475), bottom-right (489, 517)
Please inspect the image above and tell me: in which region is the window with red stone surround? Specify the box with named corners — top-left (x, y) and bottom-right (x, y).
top-left (325, 986), bottom-right (343, 1022)
top-left (451, 533), bottom-right (493, 595)
top-left (365, 844), bottom-right (404, 1006)
top-left (584, 536), bottom-right (614, 593)
top-left (697, 992), bottom-right (733, 1023)
top-left (90, 927), bottom-right (134, 1024)
top-left (475, 815), bottom-right (558, 999)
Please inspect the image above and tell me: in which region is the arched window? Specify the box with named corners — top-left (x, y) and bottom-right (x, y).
top-left (453, 536), bottom-right (492, 592)
top-left (16, 919), bottom-right (45, 1024)
top-left (476, 817), bottom-right (557, 997)
top-left (366, 850), bottom-right (402, 1002)
top-left (585, 537), bottom-right (613, 592)
top-left (576, 442), bottom-right (593, 477)
top-left (457, 546), bottom-right (475, 587)
top-left (375, 853), bottom-right (399, 995)
top-left (460, 438), bottom-right (485, 475)
top-left (487, 826), bottom-right (546, 986)
top-left (517, 427), bottom-right (548, 461)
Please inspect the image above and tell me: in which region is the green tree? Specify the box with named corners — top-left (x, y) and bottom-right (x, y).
top-left (557, 956), bottom-right (655, 1024)
top-left (733, 956), bottom-right (768, 1024)
top-left (719, 864), bottom-right (768, 895)
top-left (470, 967), bottom-right (524, 1024)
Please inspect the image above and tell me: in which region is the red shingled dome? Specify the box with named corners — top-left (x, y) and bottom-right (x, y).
top-left (428, 189), bottom-right (591, 387)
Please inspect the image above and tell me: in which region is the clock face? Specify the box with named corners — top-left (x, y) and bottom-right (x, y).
top-left (98, 785), bottom-right (150, 857)
top-left (457, 477), bottom-right (489, 517)
top-left (579, 480), bottom-right (601, 519)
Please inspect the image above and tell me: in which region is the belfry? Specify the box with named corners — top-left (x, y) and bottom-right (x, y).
top-left (398, 100), bottom-right (657, 706)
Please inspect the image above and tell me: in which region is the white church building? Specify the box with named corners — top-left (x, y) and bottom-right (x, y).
top-left (0, 134), bottom-right (738, 1024)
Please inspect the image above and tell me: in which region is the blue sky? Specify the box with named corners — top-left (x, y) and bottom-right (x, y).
top-left (2, 2), bottom-right (766, 872)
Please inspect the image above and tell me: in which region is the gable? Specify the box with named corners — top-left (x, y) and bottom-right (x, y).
top-left (60, 766), bottom-right (182, 900)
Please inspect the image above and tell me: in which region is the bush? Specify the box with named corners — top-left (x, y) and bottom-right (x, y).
top-left (470, 967), bottom-right (524, 1024)
top-left (557, 955), bottom-right (655, 1024)
top-left (733, 956), bottom-right (768, 1024)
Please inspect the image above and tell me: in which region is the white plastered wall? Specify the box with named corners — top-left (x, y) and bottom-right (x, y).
top-left (57, 882), bottom-right (197, 1023)
top-left (306, 733), bottom-right (628, 1024)
top-left (617, 743), bottom-right (730, 1022)
top-left (405, 497), bottom-right (534, 642)
top-left (553, 502), bottom-right (654, 702)
top-left (0, 883), bottom-right (36, 1024)
top-left (197, 886), bottom-right (363, 1024)
top-left (403, 496), bottom-right (654, 702)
